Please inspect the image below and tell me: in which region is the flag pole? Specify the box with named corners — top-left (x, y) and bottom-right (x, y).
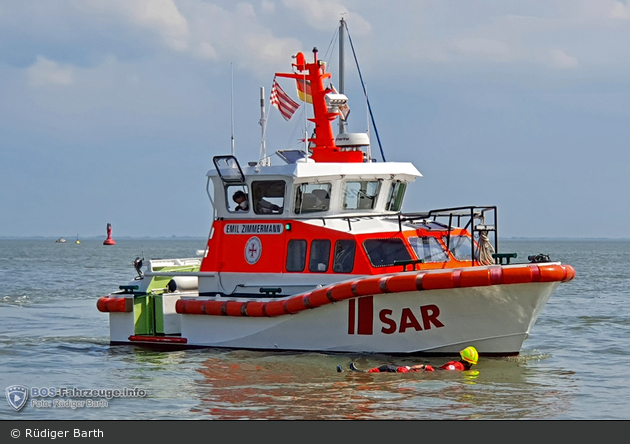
top-left (230, 62), bottom-right (235, 156)
top-left (303, 71), bottom-right (308, 154)
top-left (338, 15), bottom-right (347, 135)
top-left (259, 86), bottom-right (269, 166)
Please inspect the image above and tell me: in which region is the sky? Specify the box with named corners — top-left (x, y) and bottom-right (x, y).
top-left (1, 0), bottom-right (629, 239)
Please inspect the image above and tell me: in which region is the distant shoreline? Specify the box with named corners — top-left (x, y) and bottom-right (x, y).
top-left (1, 236), bottom-right (629, 241)
top-left (0, 236), bottom-right (207, 240)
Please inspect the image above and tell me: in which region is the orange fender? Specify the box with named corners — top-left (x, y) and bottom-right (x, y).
top-left (459, 269), bottom-right (491, 288)
top-left (421, 272), bottom-right (455, 290)
top-left (502, 267), bottom-right (533, 285)
top-left (265, 300), bottom-right (288, 317)
top-left (562, 265), bottom-right (576, 282)
top-left (353, 277), bottom-right (384, 296)
top-left (537, 264), bottom-right (569, 282)
top-left (97, 297), bottom-right (133, 313)
top-left (179, 299), bottom-right (205, 315)
top-left (203, 300), bottom-right (225, 316)
top-left (172, 263), bottom-right (576, 318)
top-left (174, 299), bottom-right (186, 314)
top-left (383, 274), bottom-right (421, 293)
top-left (225, 301), bottom-right (246, 316)
top-left (307, 288), bottom-right (332, 308)
top-left (245, 301), bottom-right (266, 317)
top-left (328, 281), bottom-right (356, 301)
top-left (285, 295), bottom-right (310, 314)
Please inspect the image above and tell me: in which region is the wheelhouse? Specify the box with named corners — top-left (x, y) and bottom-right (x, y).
top-left (200, 155), bottom-right (498, 292)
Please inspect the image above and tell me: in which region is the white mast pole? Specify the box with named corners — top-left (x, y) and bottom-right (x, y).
top-left (339, 16), bottom-right (347, 135)
top-left (303, 72), bottom-right (308, 154)
top-left (230, 63), bottom-right (235, 156)
top-left (259, 86), bottom-right (269, 166)
top-left (365, 82), bottom-right (372, 161)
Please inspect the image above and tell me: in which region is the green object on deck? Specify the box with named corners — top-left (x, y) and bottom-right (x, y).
top-left (393, 259), bottom-right (424, 271)
top-left (493, 253), bottom-right (517, 264)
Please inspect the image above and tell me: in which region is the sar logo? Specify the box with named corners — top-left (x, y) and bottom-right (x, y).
top-left (245, 236), bottom-right (262, 265)
top-left (6, 385), bottom-right (28, 411)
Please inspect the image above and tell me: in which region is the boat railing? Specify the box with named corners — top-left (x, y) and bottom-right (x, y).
top-left (399, 205), bottom-right (499, 265)
top-left (303, 206), bottom-right (499, 262)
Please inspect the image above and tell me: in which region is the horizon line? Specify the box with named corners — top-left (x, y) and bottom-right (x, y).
top-left (1, 236), bottom-right (630, 241)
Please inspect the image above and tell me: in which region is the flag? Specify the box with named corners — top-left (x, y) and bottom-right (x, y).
top-left (296, 78), bottom-right (312, 103)
top-left (339, 102), bottom-right (350, 121)
top-left (270, 78), bottom-right (300, 121)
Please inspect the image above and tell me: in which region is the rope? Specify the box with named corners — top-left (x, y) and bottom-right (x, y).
top-left (322, 27), bottom-right (339, 67)
top-left (344, 21), bottom-right (387, 162)
top-left (478, 231), bottom-right (495, 266)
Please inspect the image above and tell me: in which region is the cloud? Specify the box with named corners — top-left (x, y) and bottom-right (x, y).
top-left (178, 2), bottom-right (303, 73)
top-left (1, 1), bottom-right (370, 77)
top-left (281, 0), bottom-right (371, 34)
top-left (564, 0), bottom-right (630, 20)
top-left (450, 38), bottom-right (514, 63)
top-left (26, 56), bottom-right (74, 87)
top-left (81, 0), bottom-right (190, 52)
top-left (261, 1), bottom-right (275, 13)
top-left (610, 1), bottom-right (630, 19)
top-left (546, 48), bottom-right (579, 69)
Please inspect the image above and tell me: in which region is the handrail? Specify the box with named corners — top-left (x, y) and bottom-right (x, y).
top-left (393, 259), bottom-right (424, 271)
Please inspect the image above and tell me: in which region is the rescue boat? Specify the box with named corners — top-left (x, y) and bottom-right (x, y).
top-left (97, 19), bottom-right (575, 356)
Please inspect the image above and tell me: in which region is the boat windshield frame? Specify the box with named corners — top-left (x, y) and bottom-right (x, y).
top-left (213, 155), bottom-right (246, 184)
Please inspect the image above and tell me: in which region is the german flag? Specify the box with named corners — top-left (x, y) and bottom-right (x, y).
top-left (296, 78), bottom-right (312, 104)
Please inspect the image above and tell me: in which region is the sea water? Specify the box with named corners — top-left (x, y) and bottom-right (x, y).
top-left (0, 238), bottom-right (628, 420)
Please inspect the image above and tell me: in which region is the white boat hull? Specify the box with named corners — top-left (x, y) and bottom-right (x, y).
top-left (179, 282), bottom-right (557, 355)
top-left (99, 263), bottom-right (573, 356)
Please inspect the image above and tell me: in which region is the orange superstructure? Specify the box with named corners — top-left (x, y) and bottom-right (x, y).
top-left (275, 49), bottom-right (363, 163)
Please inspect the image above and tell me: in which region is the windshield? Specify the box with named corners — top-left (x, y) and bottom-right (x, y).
top-left (363, 238), bottom-right (411, 267)
top-left (408, 237), bottom-right (449, 263)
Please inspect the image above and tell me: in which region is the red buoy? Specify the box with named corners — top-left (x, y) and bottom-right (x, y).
top-left (103, 223), bottom-right (116, 245)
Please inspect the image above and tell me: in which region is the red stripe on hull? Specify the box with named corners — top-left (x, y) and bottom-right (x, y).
top-left (357, 296), bottom-right (374, 335)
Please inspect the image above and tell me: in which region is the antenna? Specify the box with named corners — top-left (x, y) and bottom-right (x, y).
top-left (230, 62), bottom-right (235, 155)
top-left (365, 82), bottom-right (372, 161)
top-left (338, 15), bottom-right (347, 135)
top-left (259, 86), bottom-right (270, 166)
top-left (302, 71), bottom-right (309, 154)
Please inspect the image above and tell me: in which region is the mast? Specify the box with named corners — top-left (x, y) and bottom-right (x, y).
top-left (275, 48), bottom-right (362, 163)
top-left (338, 17), bottom-right (347, 135)
top-left (258, 86), bottom-right (269, 166)
top-left (230, 63), bottom-right (235, 155)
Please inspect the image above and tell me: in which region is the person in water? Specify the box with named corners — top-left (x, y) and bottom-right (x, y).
top-left (338, 346), bottom-right (479, 373)
top-left (232, 190), bottom-right (249, 211)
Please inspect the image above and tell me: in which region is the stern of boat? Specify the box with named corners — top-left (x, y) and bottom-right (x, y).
top-left (97, 258), bottom-right (201, 345)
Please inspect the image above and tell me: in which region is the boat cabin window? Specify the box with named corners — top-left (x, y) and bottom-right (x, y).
top-left (309, 239), bottom-right (331, 272)
top-left (294, 183), bottom-right (331, 214)
top-left (443, 235), bottom-right (478, 261)
top-left (286, 239), bottom-right (307, 272)
top-left (251, 180), bottom-right (285, 215)
top-left (332, 239), bottom-right (356, 273)
top-left (226, 185), bottom-right (250, 213)
top-left (385, 181), bottom-right (407, 212)
top-left (408, 237), bottom-right (449, 263)
top-left (343, 180), bottom-right (380, 210)
top-left (363, 238), bottom-right (412, 268)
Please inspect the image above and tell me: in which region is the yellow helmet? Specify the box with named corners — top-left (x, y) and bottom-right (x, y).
top-left (460, 346), bottom-right (479, 365)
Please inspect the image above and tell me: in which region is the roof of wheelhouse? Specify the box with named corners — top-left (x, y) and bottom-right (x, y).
top-left (206, 157), bottom-right (423, 181)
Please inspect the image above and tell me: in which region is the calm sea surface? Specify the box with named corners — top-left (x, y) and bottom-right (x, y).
top-left (1, 238), bottom-right (628, 420)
